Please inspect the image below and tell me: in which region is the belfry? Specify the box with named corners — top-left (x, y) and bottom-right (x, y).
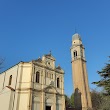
top-left (70, 33), bottom-right (92, 110)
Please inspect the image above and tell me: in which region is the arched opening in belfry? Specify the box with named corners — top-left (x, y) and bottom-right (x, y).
top-left (74, 50), bottom-right (77, 59)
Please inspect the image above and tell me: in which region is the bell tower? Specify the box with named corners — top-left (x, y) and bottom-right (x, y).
top-left (70, 33), bottom-right (92, 110)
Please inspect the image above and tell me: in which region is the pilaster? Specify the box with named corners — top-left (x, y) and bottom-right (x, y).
top-left (42, 92), bottom-right (45, 110)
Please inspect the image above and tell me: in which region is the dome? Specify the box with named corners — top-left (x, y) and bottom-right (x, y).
top-left (72, 33), bottom-right (82, 41)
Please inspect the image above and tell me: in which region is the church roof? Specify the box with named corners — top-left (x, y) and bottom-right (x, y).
top-left (72, 33), bottom-right (82, 41)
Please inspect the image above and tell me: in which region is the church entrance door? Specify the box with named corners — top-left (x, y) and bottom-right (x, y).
top-left (46, 106), bottom-right (51, 110)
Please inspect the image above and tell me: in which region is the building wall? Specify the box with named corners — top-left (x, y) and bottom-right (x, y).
top-left (32, 67), bottom-right (65, 110)
top-left (0, 73), bottom-right (5, 91)
top-left (0, 87), bottom-right (14, 110)
top-left (0, 54), bottom-right (65, 110)
top-left (0, 62), bottom-right (32, 110)
top-left (13, 62), bottom-right (32, 110)
top-left (0, 65), bottom-right (19, 91)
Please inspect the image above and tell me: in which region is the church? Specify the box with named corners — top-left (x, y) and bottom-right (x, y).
top-left (0, 53), bottom-right (65, 110)
top-left (0, 33), bottom-right (92, 110)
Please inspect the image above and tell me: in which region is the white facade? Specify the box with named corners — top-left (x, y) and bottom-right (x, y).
top-left (0, 53), bottom-right (65, 110)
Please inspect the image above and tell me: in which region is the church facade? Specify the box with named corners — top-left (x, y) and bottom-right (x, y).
top-left (0, 54), bottom-right (65, 110)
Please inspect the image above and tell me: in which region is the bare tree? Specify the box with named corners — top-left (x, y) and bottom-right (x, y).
top-left (98, 95), bottom-right (110, 110)
top-left (91, 89), bottom-right (110, 110)
top-left (91, 89), bottom-right (103, 110)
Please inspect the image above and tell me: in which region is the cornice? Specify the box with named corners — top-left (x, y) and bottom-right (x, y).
top-left (71, 58), bottom-right (87, 63)
top-left (33, 62), bottom-right (64, 74)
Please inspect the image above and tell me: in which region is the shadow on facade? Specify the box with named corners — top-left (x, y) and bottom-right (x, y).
top-left (74, 88), bottom-right (82, 110)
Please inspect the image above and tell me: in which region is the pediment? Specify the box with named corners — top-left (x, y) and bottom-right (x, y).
top-left (55, 65), bottom-right (64, 73)
top-left (44, 54), bottom-right (56, 61)
top-left (43, 86), bottom-right (57, 94)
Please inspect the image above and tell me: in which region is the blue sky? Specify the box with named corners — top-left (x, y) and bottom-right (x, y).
top-left (0, 0), bottom-right (110, 96)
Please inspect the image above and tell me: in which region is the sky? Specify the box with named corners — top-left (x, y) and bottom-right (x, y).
top-left (0, 0), bottom-right (110, 96)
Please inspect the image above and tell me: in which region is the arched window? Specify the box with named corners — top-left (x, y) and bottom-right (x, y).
top-left (57, 78), bottom-right (60, 88)
top-left (74, 50), bottom-right (77, 59)
top-left (9, 75), bottom-right (12, 85)
top-left (36, 72), bottom-right (40, 83)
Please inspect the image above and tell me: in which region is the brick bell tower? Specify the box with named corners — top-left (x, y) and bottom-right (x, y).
top-left (70, 33), bottom-right (92, 110)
